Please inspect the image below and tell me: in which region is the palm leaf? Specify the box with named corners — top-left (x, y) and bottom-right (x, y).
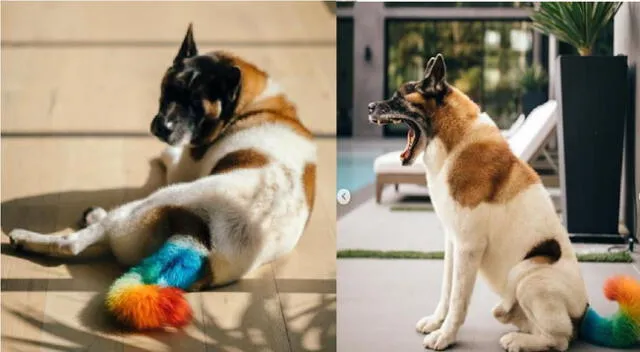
top-left (529, 2), bottom-right (622, 56)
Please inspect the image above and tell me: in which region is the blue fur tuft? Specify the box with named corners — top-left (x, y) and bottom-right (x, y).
top-left (129, 236), bottom-right (208, 289)
top-left (156, 247), bottom-right (206, 289)
top-left (580, 306), bottom-right (639, 348)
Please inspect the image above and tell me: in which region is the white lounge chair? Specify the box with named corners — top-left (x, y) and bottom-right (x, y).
top-left (373, 101), bottom-right (558, 203)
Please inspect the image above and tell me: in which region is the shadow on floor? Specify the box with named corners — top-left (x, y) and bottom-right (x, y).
top-left (2, 274), bottom-right (337, 351)
top-left (1, 157), bottom-right (337, 351)
top-left (1, 158), bottom-right (166, 237)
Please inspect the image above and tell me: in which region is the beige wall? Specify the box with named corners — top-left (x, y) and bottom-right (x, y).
top-left (614, 3), bottom-right (640, 237)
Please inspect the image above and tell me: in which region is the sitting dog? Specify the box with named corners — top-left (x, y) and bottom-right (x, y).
top-left (368, 54), bottom-right (638, 351)
top-left (9, 24), bottom-right (317, 290)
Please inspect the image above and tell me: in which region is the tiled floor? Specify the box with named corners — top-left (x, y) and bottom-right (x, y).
top-left (1, 2), bottom-right (336, 351)
top-left (338, 259), bottom-right (637, 352)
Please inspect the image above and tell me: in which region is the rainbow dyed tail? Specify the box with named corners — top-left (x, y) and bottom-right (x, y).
top-left (579, 275), bottom-right (640, 348)
top-left (106, 235), bottom-right (208, 330)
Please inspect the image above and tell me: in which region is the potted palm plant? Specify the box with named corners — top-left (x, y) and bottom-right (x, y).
top-left (519, 64), bottom-right (548, 116)
top-left (530, 2), bottom-right (627, 237)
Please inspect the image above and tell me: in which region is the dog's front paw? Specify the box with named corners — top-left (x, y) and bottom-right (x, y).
top-left (416, 314), bottom-right (445, 334)
top-left (423, 328), bottom-right (456, 350)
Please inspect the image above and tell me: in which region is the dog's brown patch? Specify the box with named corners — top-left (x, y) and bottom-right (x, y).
top-left (431, 87), bottom-right (481, 151)
top-left (140, 205), bottom-right (211, 251)
top-left (233, 110), bottom-right (312, 140)
top-left (448, 138), bottom-right (540, 208)
top-left (215, 51), bottom-right (268, 112)
top-left (524, 239), bottom-right (562, 263)
top-left (191, 95), bottom-right (309, 161)
top-left (528, 256), bottom-right (554, 264)
top-left (303, 163), bottom-right (316, 210)
top-left (405, 92), bottom-right (430, 108)
top-left (245, 94), bottom-right (298, 119)
top-left (210, 148), bottom-right (270, 175)
top-left (226, 94), bottom-right (312, 140)
top-left (202, 99), bottom-right (220, 119)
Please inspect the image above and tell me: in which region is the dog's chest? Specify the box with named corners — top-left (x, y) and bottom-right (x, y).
top-left (422, 139), bottom-right (458, 223)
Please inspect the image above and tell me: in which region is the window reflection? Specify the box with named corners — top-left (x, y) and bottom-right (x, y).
top-left (386, 20), bottom-right (534, 133)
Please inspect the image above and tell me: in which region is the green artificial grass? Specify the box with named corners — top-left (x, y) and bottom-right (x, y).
top-left (576, 251), bottom-right (633, 263)
top-left (389, 205), bottom-right (434, 212)
top-left (337, 249), bottom-right (633, 263)
top-left (338, 249), bottom-right (444, 260)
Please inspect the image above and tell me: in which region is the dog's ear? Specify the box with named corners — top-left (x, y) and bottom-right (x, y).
top-left (174, 23), bottom-right (198, 65)
top-left (421, 53), bottom-right (446, 93)
top-left (224, 66), bottom-right (242, 102)
top-left (430, 54), bottom-right (446, 83)
top-left (213, 66), bottom-right (241, 119)
top-left (423, 56), bottom-right (436, 77)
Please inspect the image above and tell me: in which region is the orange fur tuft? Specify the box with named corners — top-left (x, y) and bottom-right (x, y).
top-left (604, 275), bottom-right (640, 318)
top-left (107, 284), bottom-right (192, 330)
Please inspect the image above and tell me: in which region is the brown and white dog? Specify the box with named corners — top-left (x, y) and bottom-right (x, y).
top-left (368, 54), bottom-right (589, 351)
top-left (9, 25), bottom-right (317, 289)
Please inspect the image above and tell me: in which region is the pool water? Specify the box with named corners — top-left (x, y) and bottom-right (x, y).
top-left (337, 153), bottom-right (377, 193)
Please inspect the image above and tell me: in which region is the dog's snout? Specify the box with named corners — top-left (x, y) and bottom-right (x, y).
top-left (368, 102), bottom-right (376, 114)
top-left (151, 115), bottom-right (171, 141)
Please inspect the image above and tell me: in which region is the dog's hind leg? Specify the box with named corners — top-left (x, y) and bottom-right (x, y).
top-left (494, 258), bottom-right (550, 331)
top-left (500, 330), bottom-right (569, 352)
top-left (500, 275), bottom-right (572, 352)
top-left (493, 303), bottom-right (532, 333)
top-left (9, 222), bottom-right (108, 258)
top-left (80, 206), bottom-right (108, 227)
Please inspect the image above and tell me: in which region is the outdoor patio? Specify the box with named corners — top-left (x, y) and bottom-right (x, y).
top-left (337, 2), bottom-right (639, 349)
top-left (337, 138), bottom-right (639, 352)
top-left (1, 2), bottom-right (336, 351)
top-left (338, 260), bottom-right (638, 352)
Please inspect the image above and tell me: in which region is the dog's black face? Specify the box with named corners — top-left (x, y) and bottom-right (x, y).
top-left (368, 54), bottom-right (449, 165)
top-left (151, 24), bottom-right (241, 147)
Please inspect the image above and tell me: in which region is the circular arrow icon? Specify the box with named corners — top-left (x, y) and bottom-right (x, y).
top-left (337, 189), bottom-right (351, 205)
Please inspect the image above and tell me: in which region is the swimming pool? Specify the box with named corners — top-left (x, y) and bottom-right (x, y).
top-left (337, 153), bottom-right (377, 193)
top-left (338, 139), bottom-right (406, 193)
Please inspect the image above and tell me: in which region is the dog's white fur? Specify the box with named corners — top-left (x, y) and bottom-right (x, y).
top-left (416, 115), bottom-right (588, 351)
top-left (9, 77), bottom-right (316, 287)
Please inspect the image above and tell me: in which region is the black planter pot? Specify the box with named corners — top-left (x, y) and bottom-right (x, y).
top-left (522, 91), bottom-right (548, 117)
top-left (555, 55), bottom-right (628, 236)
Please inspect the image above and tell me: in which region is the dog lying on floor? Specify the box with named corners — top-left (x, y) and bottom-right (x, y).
top-left (9, 24), bottom-right (316, 293)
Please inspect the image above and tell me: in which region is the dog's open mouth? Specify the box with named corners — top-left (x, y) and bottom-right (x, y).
top-left (399, 120), bottom-right (420, 165)
top-left (370, 116), bottom-right (421, 165)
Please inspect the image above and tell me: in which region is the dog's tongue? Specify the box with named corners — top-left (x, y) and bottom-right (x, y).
top-left (400, 128), bottom-right (415, 162)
